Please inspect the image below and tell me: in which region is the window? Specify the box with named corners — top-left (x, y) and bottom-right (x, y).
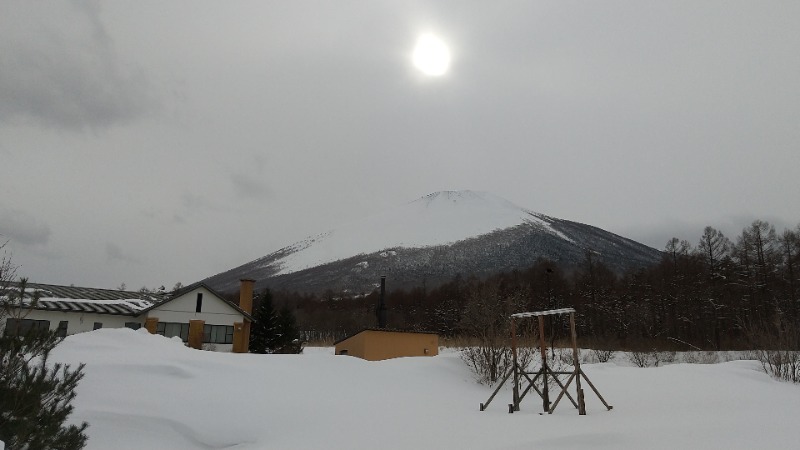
top-left (156, 322), bottom-right (190, 342)
top-left (93, 322), bottom-right (103, 330)
top-left (57, 321), bottom-right (69, 338)
top-left (124, 322), bottom-right (142, 330)
top-left (4, 318), bottom-right (50, 336)
top-left (195, 293), bottom-right (203, 313)
top-left (202, 324), bottom-right (234, 344)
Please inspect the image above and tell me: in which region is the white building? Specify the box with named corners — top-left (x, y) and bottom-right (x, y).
top-left (1, 279), bottom-right (255, 352)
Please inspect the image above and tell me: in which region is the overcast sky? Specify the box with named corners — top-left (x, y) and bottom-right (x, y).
top-left (1, 0), bottom-right (798, 290)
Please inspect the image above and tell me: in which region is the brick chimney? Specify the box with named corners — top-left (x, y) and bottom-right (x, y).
top-left (239, 278), bottom-right (255, 315)
top-left (232, 279), bottom-right (255, 353)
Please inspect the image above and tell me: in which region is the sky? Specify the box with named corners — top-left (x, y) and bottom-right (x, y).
top-left (1, 0), bottom-right (798, 290)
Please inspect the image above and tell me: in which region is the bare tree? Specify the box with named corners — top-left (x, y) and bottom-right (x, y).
top-left (665, 237), bottom-right (692, 266)
top-left (0, 241), bottom-right (42, 335)
top-left (0, 240), bottom-right (17, 300)
top-left (779, 228), bottom-right (799, 320)
top-left (695, 226), bottom-right (731, 279)
top-left (1, 240), bottom-right (19, 327)
top-left (458, 280), bottom-right (532, 384)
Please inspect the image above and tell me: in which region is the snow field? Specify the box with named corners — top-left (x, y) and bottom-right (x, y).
top-left (50, 329), bottom-right (800, 450)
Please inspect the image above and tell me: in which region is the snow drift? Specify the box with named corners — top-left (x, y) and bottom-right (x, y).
top-left (51, 329), bottom-right (800, 450)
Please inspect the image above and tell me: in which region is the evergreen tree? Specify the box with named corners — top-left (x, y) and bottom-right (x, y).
top-left (0, 279), bottom-right (88, 449)
top-left (275, 305), bottom-right (303, 354)
top-left (249, 289), bottom-right (279, 354)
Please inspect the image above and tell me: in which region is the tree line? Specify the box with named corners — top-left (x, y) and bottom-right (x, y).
top-left (265, 220), bottom-right (799, 352)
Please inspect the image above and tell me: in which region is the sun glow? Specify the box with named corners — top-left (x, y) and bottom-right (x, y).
top-left (412, 33), bottom-right (451, 77)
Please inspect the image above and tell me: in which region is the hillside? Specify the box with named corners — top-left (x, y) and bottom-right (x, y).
top-left (204, 191), bottom-right (662, 294)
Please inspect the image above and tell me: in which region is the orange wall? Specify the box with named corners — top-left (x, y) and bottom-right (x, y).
top-left (335, 330), bottom-right (438, 361)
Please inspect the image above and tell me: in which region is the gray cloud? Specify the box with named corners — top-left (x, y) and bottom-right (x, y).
top-left (181, 193), bottom-right (226, 214)
top-left (105, 243), bottom-right (139, 264)
top-left (0, 1), bottom-right (155, 129)
top-left (0, 207), bottom-right (51, 247)
top-left (1, 1), bottom-right (798, 291)
top-left (230, 173), bottom-right (271, 201)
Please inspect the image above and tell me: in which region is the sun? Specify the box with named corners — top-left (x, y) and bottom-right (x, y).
top-left (412, 33), bottom-right (451, 77)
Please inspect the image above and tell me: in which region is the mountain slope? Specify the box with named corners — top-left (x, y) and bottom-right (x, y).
top-left (203, 191), bottom-right (662, 293)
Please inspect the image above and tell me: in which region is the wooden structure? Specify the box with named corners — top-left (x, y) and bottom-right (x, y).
top-left (480, 308), bottom-right (612, 415)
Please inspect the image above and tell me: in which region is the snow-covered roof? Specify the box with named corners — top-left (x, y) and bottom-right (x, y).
top-left (511, 308), bottom-right (576, 318)
top-left (2, 282), bottom-right (168, 316)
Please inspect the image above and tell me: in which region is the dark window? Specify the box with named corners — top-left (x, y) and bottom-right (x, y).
top-left (156, 322), bottom-right (190, 342)
top-left (124, 322), bottom-right (142, 330)
top-left (195, 293), bottom-right (203, 313)
top-left (202, 324), bottom-right (234, 344)
top-left (93, 322), bottom-right (103, 330)
top-left (4, 318), bottom-right (50, 336)
top-left (57, 321), bottom-right (69, 338)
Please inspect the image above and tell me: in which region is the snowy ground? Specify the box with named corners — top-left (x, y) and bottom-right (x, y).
top-left (49, 329), bottom-right (799, 450)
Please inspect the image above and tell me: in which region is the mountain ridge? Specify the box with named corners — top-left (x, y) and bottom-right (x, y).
top-left (203, 191), bottom-right (662, 294)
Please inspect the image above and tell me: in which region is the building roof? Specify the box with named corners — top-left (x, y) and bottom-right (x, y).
top-left (138, 281), bottom-right (253, 321)
top-left (2, 281), bottom-right (168, 317)
top-left (333, 328), bottom-right (438, 345)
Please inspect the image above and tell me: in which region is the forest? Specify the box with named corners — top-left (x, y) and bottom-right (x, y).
top-left (262, 220), bottom-right (799, 353)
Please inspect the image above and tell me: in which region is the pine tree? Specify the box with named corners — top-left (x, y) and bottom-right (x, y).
top-left (275, 305), bottom-right (303, 354)
top-left (0, 280), bottom-right (88, 449)
top-left (249, 289), bottom-right (279, 354)
top-left (0, 331), bottom-right (89, 449)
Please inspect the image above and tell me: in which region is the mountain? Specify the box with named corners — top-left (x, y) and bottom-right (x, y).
top-left (203, 191), bottom-right (662, 294)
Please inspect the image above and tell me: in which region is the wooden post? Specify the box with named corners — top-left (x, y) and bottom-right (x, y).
top-left (538, 315), bottom-right (550, 412)
top-left (479, 367), bottom-right (514, 411)
top-left (144, 317), bottom-right (159, 334)
top-left (188, 319), bottom-right (205, 350)
top-left (241, 319), bottom-right (251, 353)
top-left (232, 322), bottom-right (245, 353)
top-left (570, 312), bottom-right (586, 415)
top-left (511, 317), bottom-right (520, 412)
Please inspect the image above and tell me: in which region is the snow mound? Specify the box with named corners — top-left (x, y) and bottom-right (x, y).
top-left (48, 329), bottom-right (800, 450)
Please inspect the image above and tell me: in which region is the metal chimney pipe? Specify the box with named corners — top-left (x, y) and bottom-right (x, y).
top-left (378, 275), bottom-right (387, 328)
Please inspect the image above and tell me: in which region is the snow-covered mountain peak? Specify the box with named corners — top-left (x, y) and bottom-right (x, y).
top-left (267, 190), bottom-right (562, 275)
top-left (414, 190), bottom-right (526, 211)
top-left (204, 190), bottom-right (663, 293)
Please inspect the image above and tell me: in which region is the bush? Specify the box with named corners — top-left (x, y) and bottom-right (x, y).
top-left (628, 349), bottom-right (676, 368)
top-left (592, 349), bottom-right (616, 363)
top-left (460, 345), bottom-right (513, 385)
top-left (746, 320), bottom-right (800, 383)
top-left (681, 351), bottom-right (719, 364)
top-left (755, 349), bottom-right (800, 383)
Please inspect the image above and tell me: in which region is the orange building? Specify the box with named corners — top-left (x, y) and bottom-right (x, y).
top-left (334, 329), bottom-right (438, 361)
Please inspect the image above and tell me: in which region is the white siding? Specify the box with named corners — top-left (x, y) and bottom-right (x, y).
top-left (1, 309), bottom-right (141, 335)
top-left (146, 286), bottom-right (244, 326)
